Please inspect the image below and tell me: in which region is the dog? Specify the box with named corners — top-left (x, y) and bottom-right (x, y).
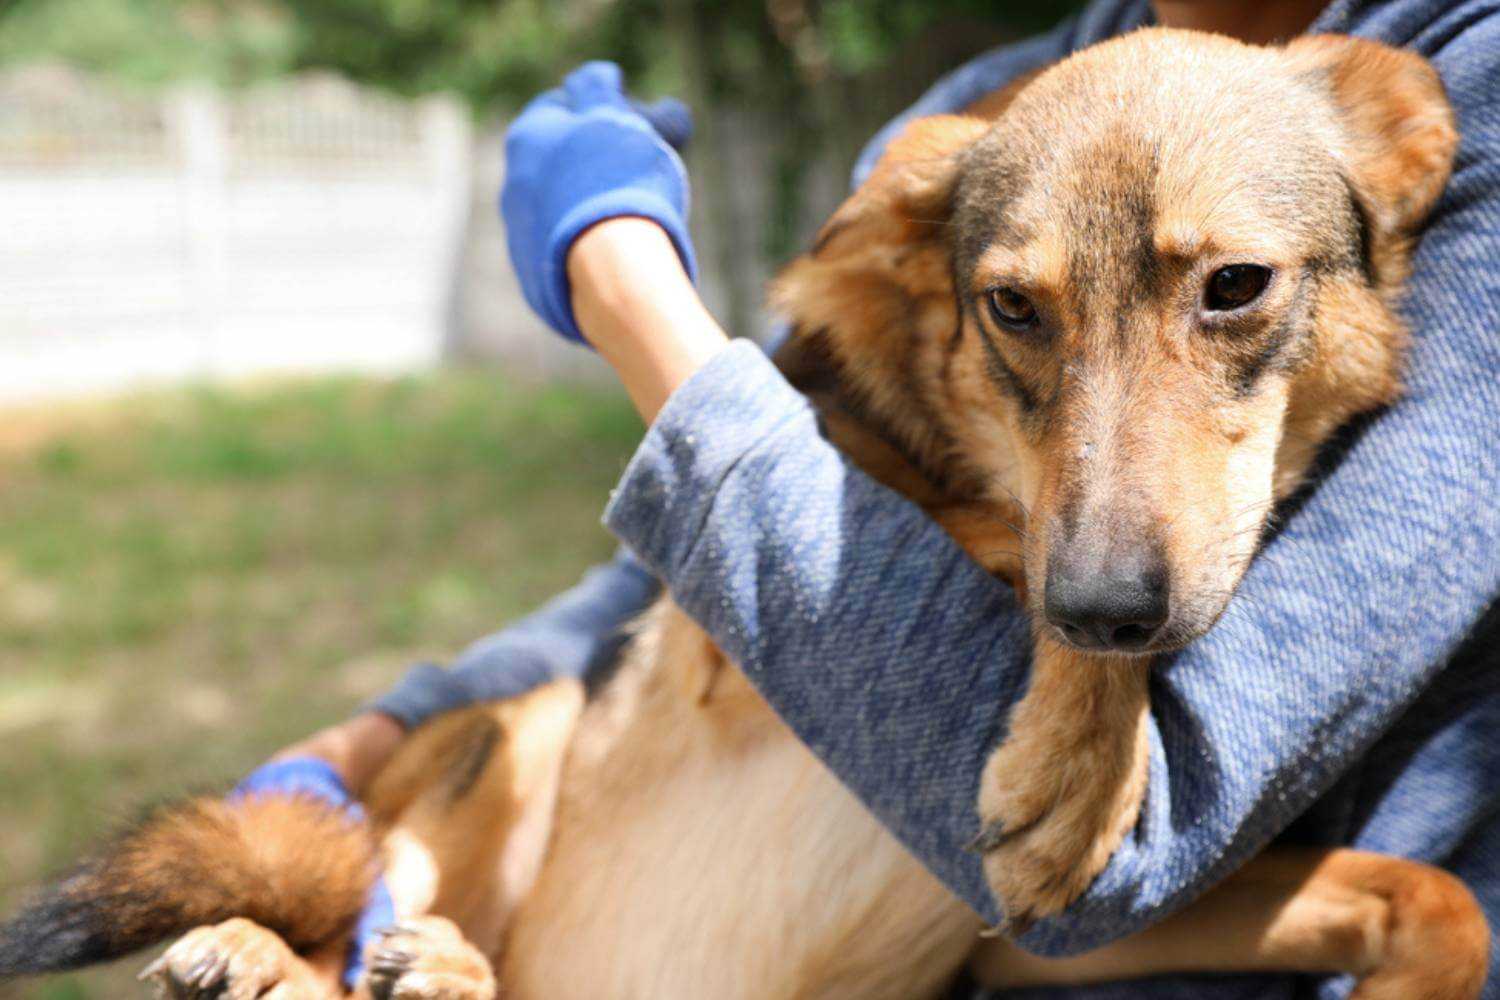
top-left (0, 27), bottom-right (1486, 1000)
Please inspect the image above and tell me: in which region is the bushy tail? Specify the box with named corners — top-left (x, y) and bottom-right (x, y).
top-left (0, 793), bottom-right (379, 978)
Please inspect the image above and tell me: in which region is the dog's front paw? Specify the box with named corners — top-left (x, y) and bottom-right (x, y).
top-left (140, 918), bottom-right (333, 1000)
top-left (970, 739), bottom-right (1132, 935)
top-left (360, 916), bottom-right (497, 1000)
top-left (970, 656), bottom-right (1152, 936)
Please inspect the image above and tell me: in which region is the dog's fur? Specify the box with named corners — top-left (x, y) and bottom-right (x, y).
top-left (1, 28), bottom-right (1488, 1000)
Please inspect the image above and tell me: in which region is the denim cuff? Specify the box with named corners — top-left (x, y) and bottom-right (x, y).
top-left (364, 661), bottom-right (477, 730)
top-left (603, 339), bottom-right (810, 581)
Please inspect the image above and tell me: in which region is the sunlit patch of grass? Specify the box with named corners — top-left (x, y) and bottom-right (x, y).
top-left (0, 371), bottom-right (640, 998)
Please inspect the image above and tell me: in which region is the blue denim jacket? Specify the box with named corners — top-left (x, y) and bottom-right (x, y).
top-left (374, 1), bottom-right (1500, 995)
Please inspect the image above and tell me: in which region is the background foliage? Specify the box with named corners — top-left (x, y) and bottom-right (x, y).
top-left (0, 0), bottom-right (1073, 106)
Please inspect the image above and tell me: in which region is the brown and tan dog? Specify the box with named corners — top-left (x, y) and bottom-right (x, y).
top-left (0, 27), bottom-right (1487, 1000)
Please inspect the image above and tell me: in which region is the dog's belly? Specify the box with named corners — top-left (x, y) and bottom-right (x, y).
top-left (499, 601), bottom-right (980, 1000)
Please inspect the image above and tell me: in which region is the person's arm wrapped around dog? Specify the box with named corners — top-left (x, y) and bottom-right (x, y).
top-left (367, 548), bottom-right (659, 729)
top-left (558, 9), bottom-right (1500, 961)
top-left (272, 548), bottom-right (657, 795)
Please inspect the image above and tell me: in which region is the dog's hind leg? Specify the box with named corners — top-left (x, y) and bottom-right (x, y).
top-left (139, 916), bottom-right (499, 1000)
top-left (137, 679), bottom-right (583, 1000)
top-left (364, 678), bottom-right (586, 954)
top-left (140, 917), bottom-right (342, 1000)
top-left (970, 847), bottom-right (1490, 1000)
top-left (355, 916), bottom-right (497, 1000)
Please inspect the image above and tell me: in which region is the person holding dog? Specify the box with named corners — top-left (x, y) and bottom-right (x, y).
top-left (267, 0), bottom-right (1500, 996)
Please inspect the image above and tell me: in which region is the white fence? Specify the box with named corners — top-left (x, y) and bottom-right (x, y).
top-left (0, 68), bottom-right (472, 402)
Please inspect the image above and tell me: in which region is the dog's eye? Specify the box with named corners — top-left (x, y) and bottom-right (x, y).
top-left (1204, 265), bottom-right (1271, 312)
top-left (986, 287), bottom-right (1037, 329)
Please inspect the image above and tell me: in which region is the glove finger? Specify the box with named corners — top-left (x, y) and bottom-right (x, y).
top-left (505, 97), bottom-right (574, 162)
top-left (564, 61), bottom-right (628, 109)
top-left (526, 85), bottom-right (569, 111)
top-left (630, 96), bottom-right (693, 152)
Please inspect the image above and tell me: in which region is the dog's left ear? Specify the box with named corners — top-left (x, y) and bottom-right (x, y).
top-left (769, 114), bottom-right (990, 332)
top-left (808, 114), bottom-right (992, 264)
top-left (1287, 35), bottom-right (1458, 265)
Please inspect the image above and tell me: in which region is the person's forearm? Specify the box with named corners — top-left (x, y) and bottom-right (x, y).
top-left (568, 218), bottom-right (729, 424)
top-left (272, 712), bottom-right (405, 795)
top-left (284, 549), bottom-right (658, 791)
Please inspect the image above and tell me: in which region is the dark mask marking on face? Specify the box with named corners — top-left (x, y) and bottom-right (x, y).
top-left (1342, 173), bottom-right (1378, 286)
top-left (1063, 142), bottom-right (1161, 346)
top-left (1231, 278), bottom-right (1314, 397)
top-left (951, 140), bottom-right (1035, 282)
top-left (976, 321), bottom-right (1042, 415)
top-left (942, 270), bottom-right (968, 385)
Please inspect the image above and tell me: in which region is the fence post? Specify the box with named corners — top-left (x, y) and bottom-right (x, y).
top-left (167, 86), bottom-right (230, 375)
top-left (420, 96), bottom-right (474, 361)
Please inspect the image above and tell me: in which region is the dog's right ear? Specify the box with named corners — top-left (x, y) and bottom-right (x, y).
top-left (1286, 35), bottom-right (1458, 282)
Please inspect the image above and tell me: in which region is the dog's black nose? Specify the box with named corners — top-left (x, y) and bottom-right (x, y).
top-left (1044, 552), bottom-right (1170, 652)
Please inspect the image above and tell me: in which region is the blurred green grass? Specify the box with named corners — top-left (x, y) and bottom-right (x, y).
top-left (0, 372), bottom-right (641, 999)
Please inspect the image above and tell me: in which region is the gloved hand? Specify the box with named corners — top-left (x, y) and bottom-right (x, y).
top-left (231, 758), bottom-right (396, 990)
top-left (500, 61), bottom-right (697, 343)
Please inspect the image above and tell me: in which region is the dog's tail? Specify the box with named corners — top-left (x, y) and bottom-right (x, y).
top-left (0, 793), bottom-right (379, 978)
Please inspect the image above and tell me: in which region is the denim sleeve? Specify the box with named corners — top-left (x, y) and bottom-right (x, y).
top-left (602, 17), bottom-right (1500, 951)
top-left (366, 547), bottom-right (660, 729)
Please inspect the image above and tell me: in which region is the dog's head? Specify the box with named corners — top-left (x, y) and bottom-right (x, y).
top-left (773, 29), bottom-right (1456, 655)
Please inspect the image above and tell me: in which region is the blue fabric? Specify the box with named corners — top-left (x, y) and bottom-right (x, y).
top-left (231, 757), bottom-right (354, 809)
top-left (231, 759), bottom-right (395, 990)
top-left (344, 877), bottom-right (397, 990)
top-left (499, 61), bottom-right (697, 343)
top-left (368, 547), bottom-right (660, 727)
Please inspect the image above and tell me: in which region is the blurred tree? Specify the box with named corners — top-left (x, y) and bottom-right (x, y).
top-left (0, 0), bottom-right (297, 86)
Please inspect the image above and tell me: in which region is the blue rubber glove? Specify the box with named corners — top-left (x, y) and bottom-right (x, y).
top-left (500, 61), bottom-right (698, 343)
top-left (231, 758), bottom-right (397, 990)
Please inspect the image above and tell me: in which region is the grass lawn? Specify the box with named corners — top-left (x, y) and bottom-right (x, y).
top-left (0, 372), bottom-right (641, 999)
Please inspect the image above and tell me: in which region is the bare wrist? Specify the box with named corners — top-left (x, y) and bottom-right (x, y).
top-left (272, 711), bottom-right (405, 795)
top-left (567, 217), bottom-right (729, 423)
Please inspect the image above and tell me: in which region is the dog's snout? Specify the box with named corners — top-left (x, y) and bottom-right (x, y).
top-left (1044, 546), bottom-right (1169, 652)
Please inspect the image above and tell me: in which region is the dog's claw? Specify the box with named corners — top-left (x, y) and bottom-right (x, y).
top-left (138, 948), bottom-right (230, 999)
top-left (139, 955), bottom-right (166, 982)
top-left (967, 818), bottom-right (1014, 853)
top-left (139, 955), bottom-right (182, 999)
top-left (357, 916), bottom-right (496, 1000)
top-left (977, 907), bottom-right (1038, 941)
top-left (186, 953), bottom-right (221, 989)
top-left (1000, 910), bottom-right (1037, 939)
top-left (373, 948), bottom-right (415, 971)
